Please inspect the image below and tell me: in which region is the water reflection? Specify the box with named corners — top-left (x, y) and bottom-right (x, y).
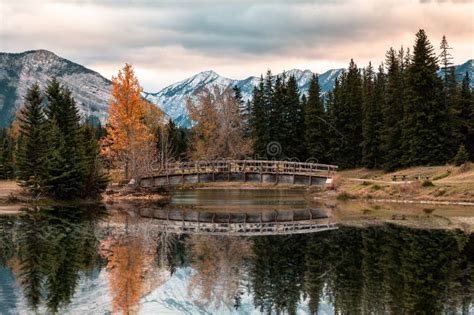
top-left (0, 205), bottom-right (473, 314)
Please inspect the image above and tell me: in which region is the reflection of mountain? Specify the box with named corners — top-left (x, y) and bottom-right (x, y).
top-left (0, 268), bottom-right (18, 315)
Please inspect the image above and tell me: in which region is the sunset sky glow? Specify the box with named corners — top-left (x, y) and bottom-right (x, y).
top-left (1, 0), bottom-right (473, 91)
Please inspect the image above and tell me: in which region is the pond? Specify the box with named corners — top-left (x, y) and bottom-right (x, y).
top-left (0, 189), bottom-right (473, 314)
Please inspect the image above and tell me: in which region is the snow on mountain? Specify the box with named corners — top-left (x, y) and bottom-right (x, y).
top-left (0, 50), bottom-right (112, 127)
top-left (143, 68), bottom-right (345, 128)
top-left (1, 50), bottom-right (471, 129)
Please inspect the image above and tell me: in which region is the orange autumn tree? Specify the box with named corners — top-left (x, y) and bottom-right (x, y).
top-left (103, 63), bottom-right (158, 180)
top-left (107, 237), bottom-right (144, 315)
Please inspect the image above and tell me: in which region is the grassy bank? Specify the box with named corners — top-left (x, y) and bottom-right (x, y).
top-left (313, 163), bottom-right (474, 205)
top-left (0, 180), bottom-right (108, 214)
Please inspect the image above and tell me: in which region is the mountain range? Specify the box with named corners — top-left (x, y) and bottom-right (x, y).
top-left (0, 50), bottom-right (111, 127)
top-left (0, 50), bottom-right (472, 128)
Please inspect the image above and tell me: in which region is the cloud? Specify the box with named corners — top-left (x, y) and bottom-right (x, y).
top-left (0, 0), bottom-right (472, 91)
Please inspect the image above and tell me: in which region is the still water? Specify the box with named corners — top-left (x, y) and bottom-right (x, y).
top-left (0, 189), bottom-right (473, 314)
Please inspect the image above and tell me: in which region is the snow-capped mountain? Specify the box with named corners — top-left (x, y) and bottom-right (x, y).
top-left (0, 50), bottom-right (112, 127)
top-left (0, 50), bottom-right (471, 129)
top-left (143, 68), bottom-right (345, 127)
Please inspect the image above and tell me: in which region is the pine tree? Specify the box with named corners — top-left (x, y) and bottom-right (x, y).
top-left (439, 35), bottom-right (456, 97)
top-left (285, 75), bottom-right (305, 159)
top-left (381, 48), bottom-right (405, 171)
top-left (362, 63), bottom-right (384, 169)
top-left (402, 30), bottom-right (450, 166)
top-left (81, 123), bottom-right (108, 198)
top-left (233, 86), bottom-right (252, 139)
top-left (0, 129), bottom-right (15, 179)
top-left (16, 84), bottom-right (47, 195)
top-left (304, 74), bottom-right (329, 163)
top-left (43, 82), bottom-right (86, 198)
top-left (42, 119), bottom-right (77, 199)
top-left (330, 60), bottom-right (364, 168)
top-left (250, 77), bottom-right (267, 157)
top-left (457, 72), bottom-right (473, 160)
top-left (453, 145), bottom-right (468, 166)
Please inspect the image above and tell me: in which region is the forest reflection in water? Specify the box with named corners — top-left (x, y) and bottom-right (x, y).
top-left (0, 205), bottom-right (473, 315)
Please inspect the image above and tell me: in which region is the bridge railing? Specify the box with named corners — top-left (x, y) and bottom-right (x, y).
top-left (152, 160), bottom-right (338, 177)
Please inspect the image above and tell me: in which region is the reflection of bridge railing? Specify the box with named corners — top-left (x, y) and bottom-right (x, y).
top-left (137, 208), bottom-right (338, 235)
top-left (141, 160), bottom-right (338, 187)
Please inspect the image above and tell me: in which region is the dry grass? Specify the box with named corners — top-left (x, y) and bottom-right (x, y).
top-left (330, 164), bottom-right (474, 203)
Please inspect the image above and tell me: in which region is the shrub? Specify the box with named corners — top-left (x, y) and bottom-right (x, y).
top-left (371, 184), bottom-right (382, 191)
top-left (453, 145), bottom-right (469, 166)
top-left (421, 180), bottom-right (434, 187)
top-left (423, 208), bottom-right (435, 215)
top-left (336, 191), bottom-right (356, 201)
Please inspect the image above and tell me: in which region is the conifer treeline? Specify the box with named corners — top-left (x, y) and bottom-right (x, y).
top-left (248, 29), bottom-right (473, 169)
top-left (14, 79), bottom-right (107, 199)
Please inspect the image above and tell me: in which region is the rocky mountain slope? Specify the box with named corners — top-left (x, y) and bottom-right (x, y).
top-left (0, 50), bottom-right (112, 127)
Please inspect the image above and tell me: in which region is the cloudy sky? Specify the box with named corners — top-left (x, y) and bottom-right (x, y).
top-left (1, 0), bottom-right (473, 91)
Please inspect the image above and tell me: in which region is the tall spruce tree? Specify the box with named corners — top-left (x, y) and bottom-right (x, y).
top-left (402, 30), bottom-right (450, 166)
top-left (381, 48), bottom-right (405, 171)
top-left (285, 75), bottom-right (305, 159)
top-left (43, 81), bottom-right (86, 198)
top-left (233, 86), bottom-right (252, 139)
top-left (362, 63), bottom-right (384, 168)
top-left (0, 129), bottom-right (15, 179)
top-left (250, 77), bottom-right (267, 157)
top-left (270, 72), bottom-right (286, 157)
top-left (16, 84), bottom-right (47, 194)
top-left (304, 74), bottom-right (329, 163)
top-left (81, 123), bottom-right (108, 198)
top-left (330, 59), bottom-right (364, 168)
top-left (457, 72), bottom-right (474, 160)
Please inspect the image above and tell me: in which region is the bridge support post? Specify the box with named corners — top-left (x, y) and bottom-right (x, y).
top-left (197, 163), bottom-right (200, 183)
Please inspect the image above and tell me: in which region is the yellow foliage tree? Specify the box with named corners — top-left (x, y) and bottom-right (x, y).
top-left (103, 63), bottom-right (159, 180)
top-left (187, 87), bottom-right (251, 160)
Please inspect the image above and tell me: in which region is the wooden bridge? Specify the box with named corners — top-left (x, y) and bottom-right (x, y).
top-left (140, 160), bottom-right (338, 188)
top-left (137, 208), bottom-right (338, 236)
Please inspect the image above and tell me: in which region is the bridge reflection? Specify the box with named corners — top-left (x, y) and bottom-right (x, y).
top-left (137, 208), bottom-right (337, 235)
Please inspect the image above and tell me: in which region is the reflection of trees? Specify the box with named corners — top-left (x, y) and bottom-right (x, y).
top-left (0, 216), bottom-right (15, 266)
top-left (107, 236), bottom-right (145, 315)
top-left (155, 232), bottom-right (188, 274)
top-left (102, 215), bottom-right (159, 315)
top-left (187, 235), bottom-right (250, 310)
top-left (13, 205), bottom-right (104, 313)
top-left (302, 225), bottom-right (474, 315)
top-left (250, 235), bottom-right (307, 315)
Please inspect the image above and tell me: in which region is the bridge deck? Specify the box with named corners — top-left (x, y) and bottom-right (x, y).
top-left (140, 160), bottom-right (338, 187)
